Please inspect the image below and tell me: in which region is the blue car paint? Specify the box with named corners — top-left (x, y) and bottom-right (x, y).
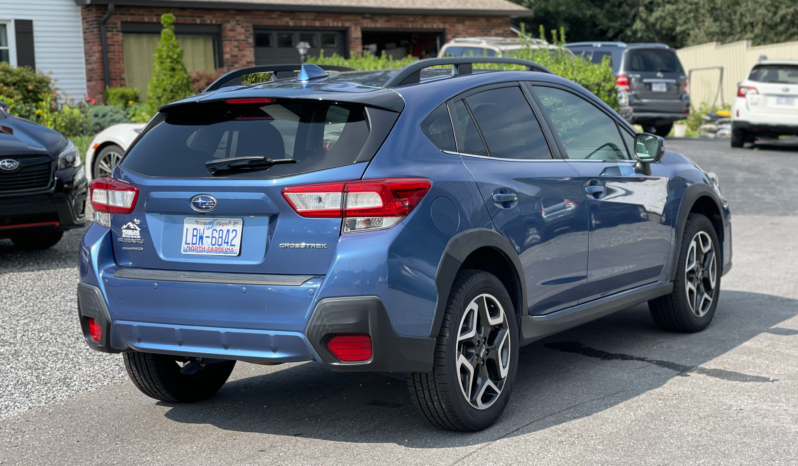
top-left (79, 67), bottom-right (732, 365)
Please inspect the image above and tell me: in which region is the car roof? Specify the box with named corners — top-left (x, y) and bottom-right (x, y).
top-left (566, 42), bottom-right (671, 50)
top-left (443, 37), bottom-right (552, 50)
top-left (751, 60), bottom-right (798, 67)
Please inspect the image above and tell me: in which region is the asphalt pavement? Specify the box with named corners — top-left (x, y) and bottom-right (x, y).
top-left (1, 138), bottom-right (797, 465)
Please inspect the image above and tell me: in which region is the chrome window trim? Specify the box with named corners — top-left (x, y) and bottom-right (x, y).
top-left (442, 150), bottom-right (565, 162)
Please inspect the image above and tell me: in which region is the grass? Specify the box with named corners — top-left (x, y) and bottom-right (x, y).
top-left (72, 135), bottom-right (93, 165)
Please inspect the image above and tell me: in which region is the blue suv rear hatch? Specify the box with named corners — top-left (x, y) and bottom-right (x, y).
top-left (112, 95), bottom-right (400, 276)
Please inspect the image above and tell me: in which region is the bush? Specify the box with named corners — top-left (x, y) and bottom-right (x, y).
top-left (189, 69), bottom-right (226, 94)
top-left (146, 13), bottom-right (192, 115)
top-left (104, 87), bottom-right (140, 108)
top-left (0, 62), bottom-right (55, 104)
top-left (88, 105), bottom-right (130, 134)
top-left (308, 51), bottom-right (418, 71)
top-left (55, 103), bottom-right (87, 138)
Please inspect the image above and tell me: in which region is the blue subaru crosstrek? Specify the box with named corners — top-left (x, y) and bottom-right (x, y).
top-left (78, 58), bottom-right (732, 431)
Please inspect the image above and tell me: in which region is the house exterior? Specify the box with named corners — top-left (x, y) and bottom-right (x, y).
top-left (0, 0), bottom-right (88, 100)
top-left (76, 0), bottom-right (532, 101)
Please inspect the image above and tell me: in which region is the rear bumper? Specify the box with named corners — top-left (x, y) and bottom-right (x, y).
top-left (732, 120), bottom-right (798, 136)
top-left (620, 109), bottom-right (689, 124)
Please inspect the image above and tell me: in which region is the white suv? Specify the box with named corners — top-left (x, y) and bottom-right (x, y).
top-left (732, 60), bottom-right (798, 147)
top-left (438, 37), bottom-right (567, 58)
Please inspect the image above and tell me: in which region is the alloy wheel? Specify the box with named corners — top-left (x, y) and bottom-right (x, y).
top-left (685, 231), bottom-right (717, 317)
top-left (95, 149), bottom-right (123, 179)
top-left (456, 293), bottom-right (511, 410)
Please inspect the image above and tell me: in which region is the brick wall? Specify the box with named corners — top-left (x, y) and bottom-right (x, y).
top-left (81, 4), bottom-right (512, 101)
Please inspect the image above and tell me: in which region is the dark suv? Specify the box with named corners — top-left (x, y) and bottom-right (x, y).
top-left (566, 42), bottom-right (690, 136)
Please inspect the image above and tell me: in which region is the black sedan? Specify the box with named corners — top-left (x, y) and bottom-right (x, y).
top-left (0, 102), bottom-right (87, 249)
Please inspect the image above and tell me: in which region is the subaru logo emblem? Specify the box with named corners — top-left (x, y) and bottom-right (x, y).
top-left (783, 87), bottom-right (790, 93)
top-left (190, 194), bottom-right (217, 212)
top-left (0, 159), bottom-right (19, 171)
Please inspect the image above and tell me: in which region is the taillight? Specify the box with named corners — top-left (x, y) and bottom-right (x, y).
top-left (327, 335), bottom-right (372, 362)
top-left (282, 178), bottom-right (431, 233)
top-left (226, 98), bottom-right (275, 104)
top-left (90, 178), bottom-right (139, 227)
top-left (738, 86), bottom-right (758, 97)
top-left (683, 78), bottom-right (689, 94)
top-left (616, 74), bottom-right (631, 92)
top-left (88, 317), bottom-right (102, 343)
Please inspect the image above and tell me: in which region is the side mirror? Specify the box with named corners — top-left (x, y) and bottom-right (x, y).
top-left (634, 133), bottom-right (664, 164)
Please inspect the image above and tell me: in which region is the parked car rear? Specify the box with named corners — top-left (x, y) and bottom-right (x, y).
top-left (566, 42), bottom-right (690, 136)
top-left (731, 60), bottom-right (798, 147)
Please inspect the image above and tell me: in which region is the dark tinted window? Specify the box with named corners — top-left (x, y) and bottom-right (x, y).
top-left (420, 104), bottom-right (456, 152)
top-left (442, 46), bottom-right (464, 57)
top-left (453, 100), bottom-right (487, 156)
top-left (122, 101), bottom-right (371, 178)
top-left (748, 65), bottom-right (798, 84)
top-left (465, 87), bottom-right (551, 160)
top-left (534, 86), bottom-right (628, 160)
top-left (626, 49), bottom-right (682, 73)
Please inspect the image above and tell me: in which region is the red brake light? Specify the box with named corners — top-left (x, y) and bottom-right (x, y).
top-left (225, 98), bottom-right (275, 104)
top-left (90, 178), bottom-right (139, 215)
top-left (737, 86), bottom-right (758, 97)
top-left (683, 78), bottom-right (689, 94)
top-left (282, 178), bottom-right (431, 232)
top-left (327, 335), bottom-right (372, 362)
top-left (616, 74), bottom-right (631, 92)
top-left (88, 317), bottom-right (102, 343)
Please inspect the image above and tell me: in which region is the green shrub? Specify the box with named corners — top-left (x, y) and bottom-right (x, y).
top-left (0, 62), bottom-right (55, 104)
top-left (146, 13), bottom-right (192, 115)
top-left (308, 26), bottom-right (618, 110)
top-left (125, 102), bottom-right (153, 123)
top-left (104, 87), bottom-right (140, 108)
top-left (88, 105), bottom-right (130, 134)
top-left (685, 102), bottom-right (732, 132)
top-left (55, 103), bottom-right (87, 138)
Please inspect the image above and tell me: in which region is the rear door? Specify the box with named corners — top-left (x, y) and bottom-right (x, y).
top-left (744, 64), bottom-right (798, 116)
top-left (113, 98), bottom-right (395, 275)
top-left (452, 84), bottom-right (591, 314)
top-left (624, 48), bottom-right (686, 104)
top-left (529, 84), bottom-right (671, 301)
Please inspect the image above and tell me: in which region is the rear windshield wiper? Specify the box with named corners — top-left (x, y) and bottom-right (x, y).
top-left (206, 156), bottom-right (296, 176)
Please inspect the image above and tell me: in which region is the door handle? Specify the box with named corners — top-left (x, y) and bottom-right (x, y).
top-left (493, 193), bottom-right (518, 203)
top-left (584, 186), bottom-right (605, 195)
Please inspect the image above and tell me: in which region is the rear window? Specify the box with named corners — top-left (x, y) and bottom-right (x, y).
top-left (442, 47), bottom-right (496, 57)
top-left (748, 65), bottom-right (798, 84)
top-left (121, 100), bottom-right (371, 178)
top-left (626, 49), bottom-right (682, 73)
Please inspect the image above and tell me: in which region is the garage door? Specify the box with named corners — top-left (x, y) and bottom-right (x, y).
top-left (254, 30), bottom-right (346, 65)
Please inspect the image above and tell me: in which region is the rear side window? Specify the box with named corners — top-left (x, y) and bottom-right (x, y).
top-left (122, 100), bottom-right (371, 178)
top-left (748, 65), bottom-right (798, 84)
top-left (626, 49), bottom-right (682, 73)
top-left (420, 104), bottom-right (456, 152)
top-left (465, 87), bottom-right (551, 160)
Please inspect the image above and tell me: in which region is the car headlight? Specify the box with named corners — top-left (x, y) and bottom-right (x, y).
top-left (58, 140), bottom-right (82, 170)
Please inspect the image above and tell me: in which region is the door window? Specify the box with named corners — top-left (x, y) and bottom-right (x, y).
top-left (452, 100), bottom-right (488, 156)
top-left (465, 86), bottom-right (551, 160)
top-left (533, 86), bottom-right (629, 160)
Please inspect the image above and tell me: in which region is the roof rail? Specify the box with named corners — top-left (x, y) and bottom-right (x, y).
top-left (383, 57), bottom-right (552, 88)
top-left (204, 64), bottom-right (355, 92)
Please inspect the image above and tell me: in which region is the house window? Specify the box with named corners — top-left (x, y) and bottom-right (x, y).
top-left (0, 21), bottom-right (17, 66)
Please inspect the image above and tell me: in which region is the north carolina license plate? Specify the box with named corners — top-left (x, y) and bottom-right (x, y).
top-left (182, 217), bottom-right (243, 256)
top-left (776, 97), bottom-right (795, 106)
top-left (652, 83), bottom-right (667, 92)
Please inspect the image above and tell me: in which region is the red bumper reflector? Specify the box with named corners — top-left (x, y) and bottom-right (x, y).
top-left (88, 318), bottom-right (102, 343)
top-left (327, 335), bottom-right (372, 362)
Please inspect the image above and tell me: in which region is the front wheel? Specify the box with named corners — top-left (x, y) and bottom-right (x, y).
top-left (649, 213), bottom-right (721, 332)
top-left (407, 270), bottom-right (518, 431)
top-left (123, 352), bottom-right (236, 403)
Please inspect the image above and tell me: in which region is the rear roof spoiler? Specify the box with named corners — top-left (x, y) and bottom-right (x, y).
top-left (382, 57), bottom-right (552, 88)
top-left (205, 64), bottom-right (355, 92)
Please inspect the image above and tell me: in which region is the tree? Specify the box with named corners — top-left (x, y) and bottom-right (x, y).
top-left (146, 13), bottom-right (192, 114)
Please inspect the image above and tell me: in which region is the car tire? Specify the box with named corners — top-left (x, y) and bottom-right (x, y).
top-left (123, 351), bottom-right (236, 403)
top-left (654, 122), bottom-right (673, 137)
top-left (649, 214), bottom-right (721, 333)
top-left (731, 129), bottom-right (746, 148)
top-left (407, 269), bottom-right (518, 431)
top-left (10, 230), bottom-right (64, 250)
top-left (93, 144), bottom-right (125, 179)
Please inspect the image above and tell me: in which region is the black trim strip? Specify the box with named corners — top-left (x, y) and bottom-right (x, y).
top-left (114, 268), bottom-right (315, 286)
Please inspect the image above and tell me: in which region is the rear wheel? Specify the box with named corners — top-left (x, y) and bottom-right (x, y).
top-left (407, 270), bottom-right (518, 431)
top-left (731, 129), bottom-right (746, 148)
top-left (654, 122), bottom-right (674, 137)
top-left (123, 352), bottom-right (236, 403)
top-left (10, 230), bottom-right (64, 250)
top-left (649, 214), bottom-right (721, 332)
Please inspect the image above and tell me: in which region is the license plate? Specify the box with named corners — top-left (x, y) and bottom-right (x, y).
top-left (652, 83), bottom-right (667, 92)
top-left (182, 217), bottom-right (243, 256)
top-left (776, 97), bottom-right (795, 106)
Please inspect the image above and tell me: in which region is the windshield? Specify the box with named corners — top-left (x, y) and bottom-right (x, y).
top-left (121, 100), bottom-right (370, 178)
top-left (748, 65), bottom-right (798, 84)
top-left (626, 49), bottom-right (682, 73)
